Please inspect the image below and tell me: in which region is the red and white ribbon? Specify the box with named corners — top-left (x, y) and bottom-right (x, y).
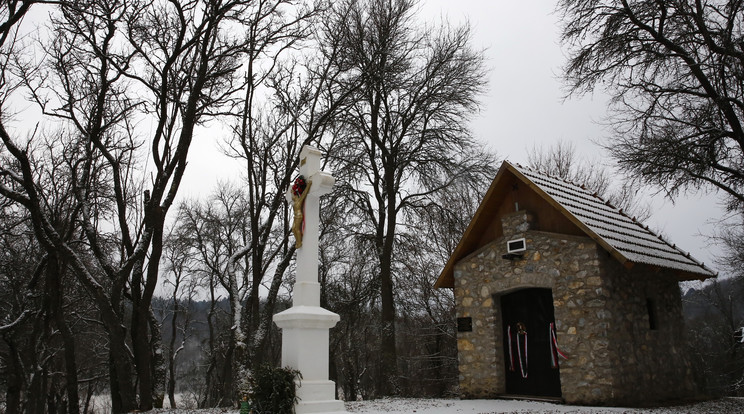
top-left (549, 322), bottom-right (568, 368)
top-left (516, 328), bottom-right (528, 378)
top-left (507, 325), bottom-right (515, 371)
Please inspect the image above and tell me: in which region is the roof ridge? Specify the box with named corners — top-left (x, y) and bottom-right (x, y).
top-left (435, 160), bottom-right (715, 289)
top-left (515, 163), bottom-right (620, 211)
top-left (509, 160), bottom-right (715, 278)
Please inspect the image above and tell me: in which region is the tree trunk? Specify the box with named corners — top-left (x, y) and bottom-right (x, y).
top-left (131, 292), bottom-right (154, 410)
top-left (379, 254), bottom-right (397, 395)
top-left (149, 309), bottom-right (166, 408)
top-left (167, 284), bottom-right (180, 408)
top-left (109, 355), bottom-right (121, 414)
top-left (130, 219), bottom-right (165, 411)
top-left (27, 297), bottom-right (49, 414)
top-left (343, 349), bottom-right (357, 401)
top-left (4, 337), bottom-right (22, 414)
top-left (379, 171), bottom-right (398, 395)
top-left (220, 341), bottom-right (236, 406)
top-left (48, 258), bottom-right (80, 414)
top-left (201, 281), bottom-right (218, 408)
top-left (107, 326), bottom-right (138, 413)
top-left (58, 319), bottom-right (80, 414)
top-left (28, 364), bottom-right (45, 414)
top-left (252, 247), bottom-right (294, 365)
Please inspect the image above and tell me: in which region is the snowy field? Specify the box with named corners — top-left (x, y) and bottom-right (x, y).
top-left (343, 397), bottom-right (744, 413)
top-left (130, 397), bottom-right (744, 414)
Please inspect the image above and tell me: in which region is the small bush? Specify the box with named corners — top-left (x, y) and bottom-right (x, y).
top-left (247, 364), bottom-right (302, 413)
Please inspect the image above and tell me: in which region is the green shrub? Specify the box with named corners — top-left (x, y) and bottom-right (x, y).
top-left (247, 364), bottom-right (302, 414)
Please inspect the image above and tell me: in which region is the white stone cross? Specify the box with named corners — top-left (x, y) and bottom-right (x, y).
top-left (284, 145), bottom-right (335, 307)
top-left (274, 145), bottom-right (347, 414)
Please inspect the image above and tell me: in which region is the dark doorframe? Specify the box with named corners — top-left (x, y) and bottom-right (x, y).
top-left (500, 288), bottom-right (561, 398)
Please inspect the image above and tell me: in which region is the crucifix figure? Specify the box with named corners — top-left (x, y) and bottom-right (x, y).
top-left (289, 175), bottom-right (311, 248)
top-left (284, 146), bottom-right (335, 300)
top-left (275, 145), bottom-right (347, 414)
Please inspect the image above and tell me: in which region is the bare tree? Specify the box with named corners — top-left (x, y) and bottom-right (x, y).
top-left (559, 0), bottom-right (744, 211)
top-left (218, 0), bottom-right (367, 376)
top-left (161, 228), bottom-right (200, 408)
top-left (0, 0), bottom-right (254, 410)
top-left (0, 0), bottom-right (497, 406)
top-left (320, 138), bottom-right (495, 398)
top-left (557, 5), bottom-right (744, 394)
top-left (202, 0), bottom-right (361, 402)
top-left (527, 140), bottom-right (651, 221)
top-left (396, 169), bottom-right (494, 396)
top-left (319, 188), bottom-right (381, 399)
top-left (322, 0), bottom-right (491, 395)
top-left (174, 184), bottom-right (253, 406)
top-left (0, 205), bottom-right (43, 414)
top-left (0, 166), bottom-right (109, 414)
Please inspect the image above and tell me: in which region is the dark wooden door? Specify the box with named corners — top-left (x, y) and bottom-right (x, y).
top-left (500, 288), bottom-right (561, 398)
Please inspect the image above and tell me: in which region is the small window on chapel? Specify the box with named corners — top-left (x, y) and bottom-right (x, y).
top-left (646, 298), bottom-right (658, 330)
top-left (457, 317), bottom-right (473, 332)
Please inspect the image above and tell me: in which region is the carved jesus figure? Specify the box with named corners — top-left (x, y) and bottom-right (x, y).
top-left (291, 179), bottom-right (311, 248)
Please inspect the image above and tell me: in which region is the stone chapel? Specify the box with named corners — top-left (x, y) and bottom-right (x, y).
top-left (435, 161), bottom-right (715, 405)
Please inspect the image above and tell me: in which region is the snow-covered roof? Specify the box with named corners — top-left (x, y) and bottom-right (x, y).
top-left (512, 163), bottom-right (716, 278)
top-left (434, 161), bottom-right (716, 288)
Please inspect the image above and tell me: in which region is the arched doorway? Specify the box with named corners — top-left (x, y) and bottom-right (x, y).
top-left (500, 288), bottom-right (562, 398)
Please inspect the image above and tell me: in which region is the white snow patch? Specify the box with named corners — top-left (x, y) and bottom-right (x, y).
top-left (346, 398), bottom-right (625, 413)
top-left (135, 397), bottom-right (744, 414)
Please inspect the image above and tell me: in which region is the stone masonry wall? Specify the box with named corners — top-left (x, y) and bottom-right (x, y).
top-left (454, 210), bottom-right (695, 405)
top-left (455, 210), bottom-right (615, 403)
top-left (600, 256), bottom-right (696, 404)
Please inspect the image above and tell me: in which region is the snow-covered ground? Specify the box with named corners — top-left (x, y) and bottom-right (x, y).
top-left (138, 397), bottom-right (744, 414)
top-left (343, 397), bottom-right (743, 413)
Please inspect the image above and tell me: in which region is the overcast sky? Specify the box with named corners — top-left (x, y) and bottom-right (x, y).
top-left (180, 0), bottom-right (728, 276)
top-left (415, 0), bottom-right (728, 275)
top-left (420, 0), bottom-right (605, 158)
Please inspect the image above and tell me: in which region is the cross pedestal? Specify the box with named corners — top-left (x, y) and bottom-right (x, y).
top-left (273, 145), bottom-right (347, 414)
